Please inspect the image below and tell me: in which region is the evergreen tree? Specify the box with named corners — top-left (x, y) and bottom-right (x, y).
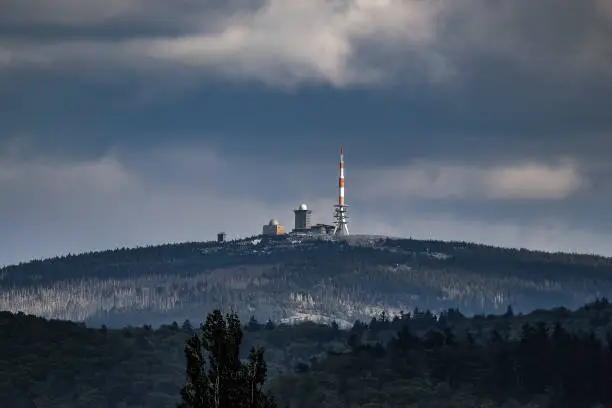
top-left (245, 316), bottom-right (261, 332)
top-left (504, 305), bottom-right (514, 318)
top-left (178, 310), bottom-right (278, 408)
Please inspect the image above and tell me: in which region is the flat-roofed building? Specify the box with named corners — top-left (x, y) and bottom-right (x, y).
top-left (263, 219), bottom-right (285, 236)
top-left (311, 224), bottom-right (335, 234)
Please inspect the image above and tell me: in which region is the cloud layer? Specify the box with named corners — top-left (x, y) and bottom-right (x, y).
top-left (2, 0), bottom-right (612, 87)
top-left (356, 159), bottom-right (584, 200)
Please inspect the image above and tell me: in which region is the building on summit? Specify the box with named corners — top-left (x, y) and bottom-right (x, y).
top-left (292, 203), bottom-right (312, 233)
top-left (263, 219), bottom-right (285, 236)
top-left (289, 203), bottom-right (335, 235)
top-left (310, 223), bottom-right (335, 234)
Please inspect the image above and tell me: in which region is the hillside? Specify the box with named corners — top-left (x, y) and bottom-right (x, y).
top-left (1, 235), bottom-right (611, 328)
top-left (0, 310), bottom-right (347, 408)
top-left (4, 300), bottom-right (612, 408)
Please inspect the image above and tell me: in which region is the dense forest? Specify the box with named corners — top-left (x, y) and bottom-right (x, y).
top-left (1, 235), bottom-right (611, 328)
top-left (4, 299), bottom-right (612, 407)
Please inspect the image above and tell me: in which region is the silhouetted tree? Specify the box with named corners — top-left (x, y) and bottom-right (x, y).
top-left (178, 310), bottom-right (277, 408)
top-left (264, 320), bottom-right (276, 331)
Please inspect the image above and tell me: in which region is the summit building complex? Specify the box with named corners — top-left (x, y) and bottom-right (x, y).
top-left (254, 147), bottom-right (351, 239)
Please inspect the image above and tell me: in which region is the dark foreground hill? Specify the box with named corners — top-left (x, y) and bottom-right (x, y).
top-left (4, 300), bottom-right (612, 408)
top-left (1, 234), bottom-right (611, 327)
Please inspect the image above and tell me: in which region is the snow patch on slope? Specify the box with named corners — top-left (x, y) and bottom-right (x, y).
top-left (280, 312), bottom-right (352, 329)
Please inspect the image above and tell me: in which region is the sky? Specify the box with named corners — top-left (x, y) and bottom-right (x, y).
top-left (1, 0), bottom-right (612, 266)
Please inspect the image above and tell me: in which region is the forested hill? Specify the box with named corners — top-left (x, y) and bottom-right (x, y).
top-left (4, 299), bottom-right (612, 408)
top-left (1, 234), bottom-right (612, 328)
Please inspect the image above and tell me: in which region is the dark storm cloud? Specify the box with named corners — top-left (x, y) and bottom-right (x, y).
top-left (2, 0), bottom-right (611, 86)
top-left (1, 79), bottom-right (610, 169)
top-left (0, 0), bottom-right (267, 34)
top-left (2, 2), bottom-right (611, 165)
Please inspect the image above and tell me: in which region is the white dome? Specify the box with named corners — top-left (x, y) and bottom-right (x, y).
top-left (269, 219), bottom-right (280, 226)
top-left (298, 203), bottom-right (308, 211)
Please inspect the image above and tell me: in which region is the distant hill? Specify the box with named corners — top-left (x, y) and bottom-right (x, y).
top-left (1, 234), bottom-right (611, 328)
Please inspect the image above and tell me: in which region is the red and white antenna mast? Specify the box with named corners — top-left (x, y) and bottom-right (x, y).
top-left (333, 147), bottom-right (350, 236)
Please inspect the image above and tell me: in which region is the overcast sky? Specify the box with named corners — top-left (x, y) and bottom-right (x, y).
top-left (1, 0), bottom-right (612, 266)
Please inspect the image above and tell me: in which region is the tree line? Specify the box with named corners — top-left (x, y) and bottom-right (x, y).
top-left (5, 299), bottom-right (612, 407)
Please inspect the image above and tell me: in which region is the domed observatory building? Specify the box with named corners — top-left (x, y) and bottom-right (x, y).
top-left (292, 203), bottom-right (312, 233)
top-left (262, 219), bottom-right (285, 236)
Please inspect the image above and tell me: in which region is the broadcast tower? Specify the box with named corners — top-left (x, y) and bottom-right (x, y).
top-left (333, 147), bottom-right (350, 236)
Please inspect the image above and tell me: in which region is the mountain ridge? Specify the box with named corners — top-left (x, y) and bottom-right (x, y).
top-left (4, 233), bottom-right (609, 273)
top-left (1, 234), bottom-right (611, 329)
